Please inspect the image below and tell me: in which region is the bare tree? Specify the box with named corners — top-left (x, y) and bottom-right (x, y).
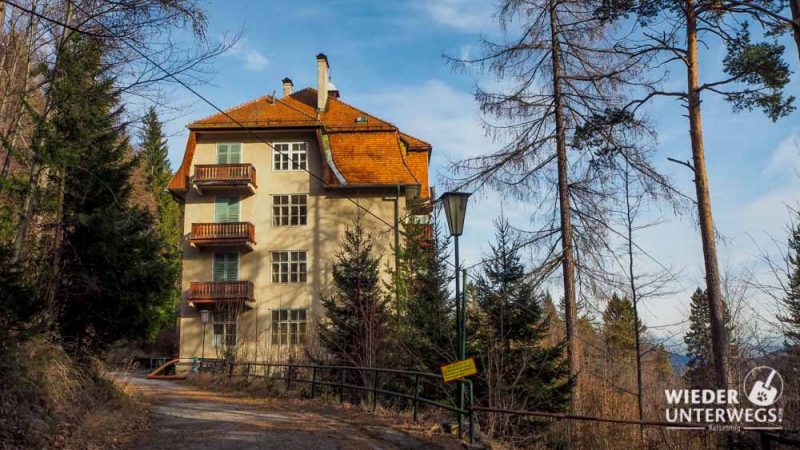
top-left (446, 0), bottom-right (679, 416)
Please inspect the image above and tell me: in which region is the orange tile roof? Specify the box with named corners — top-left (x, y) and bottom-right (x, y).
top-left (169, 88), bottom-right (431, 198)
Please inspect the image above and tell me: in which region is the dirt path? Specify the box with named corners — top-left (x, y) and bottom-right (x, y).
top-left (127, 374), bottom-right (462, 449)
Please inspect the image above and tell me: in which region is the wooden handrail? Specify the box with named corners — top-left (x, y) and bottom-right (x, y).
top-left (190, 222), bottom-right (255, 243)
top-left (188, 281), bottom-right (254, 300)
top-left (193, 164), bottom-right (256, 187)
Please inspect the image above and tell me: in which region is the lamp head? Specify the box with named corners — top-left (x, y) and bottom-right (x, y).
top-left (440, 191), bottom-right (471, 237)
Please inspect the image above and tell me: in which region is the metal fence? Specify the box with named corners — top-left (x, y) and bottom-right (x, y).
top-left (180, 359), bottom-right (800, 448)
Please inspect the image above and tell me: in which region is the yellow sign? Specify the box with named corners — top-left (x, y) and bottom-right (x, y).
top-left (440, 358), bottom-right (477, 383)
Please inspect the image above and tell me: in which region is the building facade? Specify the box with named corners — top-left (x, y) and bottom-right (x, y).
top-left (168, 54), bottom-right (432, 362)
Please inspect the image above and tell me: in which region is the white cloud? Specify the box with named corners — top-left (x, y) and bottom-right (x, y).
top-left (228, 39), bottom-right (269, 71)
top-left (420, 0), bottom-right (497, 33)
top-left (763, 130), bottom-right (800, 176)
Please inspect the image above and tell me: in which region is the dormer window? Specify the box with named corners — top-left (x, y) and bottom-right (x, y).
top-left (273, 142), bottom-right (307, 171)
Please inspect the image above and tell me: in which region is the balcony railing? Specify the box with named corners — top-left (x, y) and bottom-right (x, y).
top-left (188, 281), bottom-right (255, 307)
top-left (189, 222), bottom-right (255, 249)
top-left (192, 164), bottom-right (256, 193)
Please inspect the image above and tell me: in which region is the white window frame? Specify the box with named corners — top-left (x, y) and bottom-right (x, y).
top-left (270, 250), bottom-right (307, 284)
top-left (270, 308), bottom-right (308, 346)
top-left (212, 320), bottom-right (237, 347)
top-left (271, 194), bottom-right (308, 227)
top-left (272, 142), bottom-right (308, 171)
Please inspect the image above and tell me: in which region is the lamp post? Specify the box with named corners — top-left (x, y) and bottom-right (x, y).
top-left (440, 191), bottom-right (470, 435)
top-left (200, 309), bottom-right (210, 361)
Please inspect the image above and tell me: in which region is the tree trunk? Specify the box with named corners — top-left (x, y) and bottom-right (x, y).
top-left (624, 163), bottom-right (645, 442)
top-left (685, 0), bottom-right (730, 390)
top-left (548, 0), bottom-right (580, 412)
top-left (791, 0), bottom-right (800, 63)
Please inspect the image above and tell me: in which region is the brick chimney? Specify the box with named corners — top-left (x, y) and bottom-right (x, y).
top-left (316, 53), bottom-right (329, 112)
top-left (282, 78), bottom-right (293, 97)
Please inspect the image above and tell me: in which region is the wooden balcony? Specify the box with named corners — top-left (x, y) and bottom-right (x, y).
top-left (191, 164), bottom-right (256, 194)
top-left (189, 222), bottom-right (255, 250)
top-left (188, 281), bottom-right (255, 308)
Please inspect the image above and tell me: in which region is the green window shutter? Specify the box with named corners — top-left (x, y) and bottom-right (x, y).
top-left (229, 143), bottom-right (241, 163)
top-left (213, 253), bottom-right (226, 281)
top-left (215, 196), bottom-right (239, 222)
top-left (213, 253), bottom-right (239, 281)
top-left (226, 253), bottom-right (239, 281)
top-left (217, 143), bottom-right (229, 164)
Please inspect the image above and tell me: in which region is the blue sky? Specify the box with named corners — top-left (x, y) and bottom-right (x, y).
top-left (160, 0), bottom-right (800, 349)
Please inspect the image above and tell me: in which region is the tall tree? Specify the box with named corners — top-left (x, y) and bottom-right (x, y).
top-left (684, 288), bottom-right (735, 389)
top-left (390, 211), bottom-right (456, 372)
top-left (318, 213), bottom-right (390, 382)
top-left (447, 0), bottom-right (673, 413)
top-left (602, 0), bottom-right (795, 390)
top-left (779, 213), bottom-right (800, 344)
top-left (470, 219), bottom-right (571, 443)
top-left (50, 35), bottom-right (177, 350)
top-left (137, 106), bottom-right (182, 331)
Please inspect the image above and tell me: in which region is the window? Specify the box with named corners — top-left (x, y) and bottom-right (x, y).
top-left (215, 196), bottom-right (240, 222)
top-left (271, 309), bottom-right (307, 345)
top-left (217, 143), bottom-right (242, 164)
top-left (273, 142), bottom-right (307, 171)
top-left (271, 251), bottom-right (307, 283)
top-left (213, 253), bottom-right (239, 282)
top-left (212, 321), bottom-right (237, 347)
top-left (272, 194), bottom-right (307, 226)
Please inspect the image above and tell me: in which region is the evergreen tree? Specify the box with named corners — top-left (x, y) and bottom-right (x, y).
top-left (780, 216), bottom-right (800, 345)
top-left (137, 107), bottom-right (182, 331)
top-left (319, 213), bottom-right (390, 375)
top-left (49, 36), bottom-right (177, 350)
top-left (471, 219), bottom-right (571, 440)
top-left (390, 211), bottom-right (455, 372)
top-left (684, 288), bottom-right (735, 389)
top-left (602, 293), bottom-right (643, 359)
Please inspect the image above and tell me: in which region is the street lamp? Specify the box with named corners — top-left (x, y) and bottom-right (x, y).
top-left (200, 309), bottom-right (210, 361)
top-left (440, 191), bottom-right (470, 435)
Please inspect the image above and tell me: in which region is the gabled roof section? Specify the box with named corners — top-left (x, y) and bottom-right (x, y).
top-left (189, 88), bottom-right (397, 131)
top-left (170, 87), bottom-right (432, 198)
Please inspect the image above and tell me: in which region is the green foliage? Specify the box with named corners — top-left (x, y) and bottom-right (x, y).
top-left (46, 35), bottom-right (177, 350)
top-left (137, 107), bottom-right (182, 333)
top-left (683, 288), bottom-right (734, 389)
top-left (723, 24), bottom-right (795, 120)
top-left (389, 211), bottom-right (456, 372)
top-left (318, 214), bottom-right (390, 369)
top-left (780, 214), bottom-right (800, 345)
top-left (602, 293), bottom-right (644, 357)
top-left (470, 219), bottom-right (571, 433)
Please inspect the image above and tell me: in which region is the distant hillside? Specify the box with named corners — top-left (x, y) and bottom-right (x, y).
top-left (669, 353), bottom-right (689, 373)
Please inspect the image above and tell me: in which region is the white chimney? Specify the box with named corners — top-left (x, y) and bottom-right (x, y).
top-left (282, 78), bottom-right (293, 97)
top-left (316, 53), bottom-right (329, 112)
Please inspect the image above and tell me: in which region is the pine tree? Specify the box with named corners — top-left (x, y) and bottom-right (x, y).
top-left (602, 293), bottom-right (643, 360)
top-left (471, 219), bottom-right (571, 440)
top-left (390, 211), bottom-right (455, 372)
top-left (137, 107), bottom-right (182, 331)
top-left (684, 288), bottom-right (735, 389)
top-left (780, 216), bottom-right (800, 345)
top-left (49, 35), bottom-right (177, 350)
top-left (318, 213), bottom-right (390, 376)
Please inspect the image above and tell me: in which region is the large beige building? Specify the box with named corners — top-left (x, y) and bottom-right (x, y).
top-left (168, 54), bottom-right (432, 362)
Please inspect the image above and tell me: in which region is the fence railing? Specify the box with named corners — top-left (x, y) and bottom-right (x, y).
top-left (187, 281), bottom-right (254, 302)
top-left (193, 163), bottom-right (256, 187)
top-left (181, 360), bottom-right (800, 447)
top-left (190, 222), bottom-right (255, 246)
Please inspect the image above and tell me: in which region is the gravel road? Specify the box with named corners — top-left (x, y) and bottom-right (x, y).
top-left (127, 374), bottom-right (462, 450)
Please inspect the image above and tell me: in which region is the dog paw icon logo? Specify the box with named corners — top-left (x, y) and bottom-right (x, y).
top-left (744, 366), bottom-right (783, 407)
